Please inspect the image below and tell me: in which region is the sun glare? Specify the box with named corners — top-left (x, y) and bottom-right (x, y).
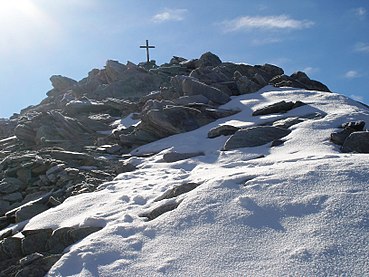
top-left (0, 0), bottom-right (40, 19)
top-left (0, 0), bottom-right (59, 57)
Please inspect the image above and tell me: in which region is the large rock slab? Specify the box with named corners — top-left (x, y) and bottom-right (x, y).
top-left (331, 120), bottom-right (366, 146)
top-left (252, 101), bottom-right (305, 116)
top-left (163, 151), bottom-right (204, 163)
top-left (49, 75), bottom-right (77, 92)
top-left (342, 131), bottom-right (369, 153)
top-left (173, 76), bottom-right (230, 105)
top-left (270, 72), bottom-right (330, 92)
top-left (223, 126), bottom-right (291, 150)
top-left (208, 125), bottom-right (240, 138)
top-left (143, 105), bottom-right (213, 136)
top-left (21, 228), bottom-right (53, 255)
top-left (104, 60), bottom-right (128, 83)
top-left (15, 203), bottom-right (49, 223)
top-left (196, 51), bottom-right (222, 68)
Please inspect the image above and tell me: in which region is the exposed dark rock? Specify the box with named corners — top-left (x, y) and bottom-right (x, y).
top-left (15, 203), bottom-right (49, 223)
top-left (155, 183), bottom-right (200, 201)
top-left (49, 75), bottom-right (77, 92)
top-left (14, 111), bottom-right (95, 149)
top-left (271, 139), bottom-right (286, 147)
top-left (270, 72), bottom-right (330, 92)
top-left (270, 117), bottom-right (304, 129)
top-left (196, 52), bottom-right (222, 68)
top-left (21, 228), bottom-right (53, 255)
top-left (0, 178), bottom-right (25, 194)
top-left (331, 120), bottom-right (366, 146)
top-left (19, 252), bottom-right (44, 267)
top-left (163, 151), bottom-right (204, 163)
top-left (172, 75), bottom-right (230, 105)
top-left (1, 237), bottom-right (22, 258)
top-left (341, 120), bottom-right (365, 131)
top-left (0, 226), bottom-right (101, 276)
top-left (234, 72), bottom-right (263, 94)
top-left (119, 102), bottom-right (239, 149)
top-left (47, 226), bottom-right (102, 254)
top-left (2, 253), bottom-right (62, 277)
top-left (252, 100), bottom-right (305, 116)
top-left (330, 128), bottom-right (353, 146)
top-left (0, 119), bottom-right (16, 140)
top-left (208, 125), bottom-right (240, 138)
top-left (223, 126), bottom-right (291, 150)
top-left (0, 216), bottom-right (11, 230)
top-left (342, 131), bottom-right (369, 153)
top-left (140, 200), bottom-right (180, 221)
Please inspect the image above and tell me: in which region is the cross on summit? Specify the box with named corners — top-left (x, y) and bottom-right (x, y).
top-left (140, 40), bottom-right (155, 63)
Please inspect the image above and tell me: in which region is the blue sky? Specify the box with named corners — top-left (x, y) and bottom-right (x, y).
top-left (0, 0), bottom-right (368, 118)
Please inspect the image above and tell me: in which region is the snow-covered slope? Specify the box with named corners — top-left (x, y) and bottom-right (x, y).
top-left (23, 86), bottom-right (369, 276)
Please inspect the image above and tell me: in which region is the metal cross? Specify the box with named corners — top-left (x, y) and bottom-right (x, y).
top-left (140, 40), bottom-right (155, 63)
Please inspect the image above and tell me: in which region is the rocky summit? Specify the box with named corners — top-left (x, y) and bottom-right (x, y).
top-left (0, 52), bottom-right (368, 276)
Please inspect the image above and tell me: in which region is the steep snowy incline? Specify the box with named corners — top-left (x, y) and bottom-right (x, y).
top-left (21, 86), bottom-right (369, 276)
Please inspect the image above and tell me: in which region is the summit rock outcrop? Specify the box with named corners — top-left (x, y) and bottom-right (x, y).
top-left (3, 51), bottom-right (360, 276)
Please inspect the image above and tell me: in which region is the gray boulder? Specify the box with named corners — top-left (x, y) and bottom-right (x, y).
top-left (141, 201), bottom-right (180, 221)
top-left (155, 182), bottom-right (200, 201)
top-left (163, 151), bottom-right (204, 163)
top-left (271, 117), bottom-right (304, 129)
top-left (330, 128), bottom-right (353, 145)
top-left (104, 60), bottom-right (127, 83)
top-left (252, 101), bottom-right (305, 116)
top-left (143, 105), bottom-right (213, 136)
top-left (342, 131), bottom-right (369, 153)
top-left (331, 120), bottom-right (366, 146)
top-left (223, 126), bottom-right (291, 150)
top-left (1, 237), bottom-right (22, 258)
top-left (196, 52), bottom-right (222, 68)
top-left (173, 76), bottom-right (230, 105)
top-left (47, 226), bottom-right (102, 254)
top-left (15, 203), bottom-right (49, 223)
top-left (235, 74), bottom-right (261, 94)
top-left (21, 228), bottom-right (53, 255)
top-left (270, 72), bottom-right (330, 92)
top-left (208, 125), bottom-right (240, 138)
top-left (49, 75), bottom-right (77, 92)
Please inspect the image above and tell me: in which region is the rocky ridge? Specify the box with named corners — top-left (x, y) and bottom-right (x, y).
top-left (0, 51), bottom-right (367, 276)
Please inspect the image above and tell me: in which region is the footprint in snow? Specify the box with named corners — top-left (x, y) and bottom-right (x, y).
top-left (132, 195), bottom-right (147, 205)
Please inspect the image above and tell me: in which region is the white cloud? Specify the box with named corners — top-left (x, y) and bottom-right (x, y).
top-left (353, 7), bottom-right (367, 18)
top-left (221, 15), bottom-right (314, 32)
top-left (350, 94), bottom-right (364, 102)
top-left (251, 37), bottom-right (282, 45)
top-left (354, 42), bottom-right (369, 53)
top-left (302, 67), bottom-right (319, 75)
top-left (152, 8), bottom-right (187, 23)
top-left (344, 70), bottom-right (361, 79)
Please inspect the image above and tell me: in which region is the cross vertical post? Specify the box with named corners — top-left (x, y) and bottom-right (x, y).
top-left (140, 40), bottom-right (155, 63)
